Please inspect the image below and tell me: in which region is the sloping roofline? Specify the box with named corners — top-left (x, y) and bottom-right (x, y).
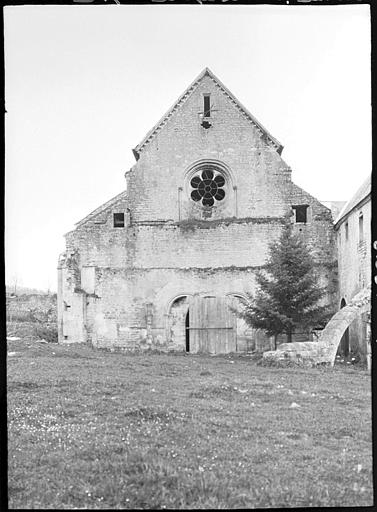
top-left (74, 190), bottom-right (128, 228)
top-left (132, 67), bottom-right (283, 161)
top-left (334, 174), bottom-right (371, 227)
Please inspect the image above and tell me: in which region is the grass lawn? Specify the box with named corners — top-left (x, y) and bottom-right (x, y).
top-left (7, 340), bottom-right (373, 509)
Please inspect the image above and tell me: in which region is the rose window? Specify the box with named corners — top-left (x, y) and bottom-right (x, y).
top-left (190, 168), bottom-right (226, 207)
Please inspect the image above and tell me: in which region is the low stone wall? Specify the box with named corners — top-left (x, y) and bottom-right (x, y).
top-left (262, 341), bottom-right (331, 367)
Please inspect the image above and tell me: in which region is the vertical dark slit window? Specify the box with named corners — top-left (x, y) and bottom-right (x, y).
top-left (204, 94), bottom-right (211, 117)
top-left (359, 213), bottom-right (364, 243)
top-left (292, 205), bottom-right (308, 223)
top-left (113, 212), bottom-right (125, 228)
top-left (345, 222), bottom-right (349, 241)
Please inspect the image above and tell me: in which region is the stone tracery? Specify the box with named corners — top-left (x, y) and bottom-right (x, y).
top-left (190, 167), bottom-right (226, 207)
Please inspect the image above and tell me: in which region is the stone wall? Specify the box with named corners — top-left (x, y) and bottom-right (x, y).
top-left (58, 70), bottom-right (338, 350)
top-left (335, 197), bottom-right (371, 354)
top-left (337, 198), bottom-right (371, 301)
top-left (126, 74), bottom-right (290, 224)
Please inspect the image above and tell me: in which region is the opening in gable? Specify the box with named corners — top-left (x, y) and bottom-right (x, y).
top-left (292, 205), bottom-right (309, 223)
top-left (203, 94), bottom-right (211, 117)
top-left (113, 213), bottom-right (125, 228)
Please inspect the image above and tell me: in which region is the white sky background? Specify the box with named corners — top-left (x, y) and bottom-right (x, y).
top-left (5, 4), bottom-right (371, 291)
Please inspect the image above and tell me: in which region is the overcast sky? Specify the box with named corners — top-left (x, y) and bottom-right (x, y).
top-left (5, 4), bottom-right (371, 291)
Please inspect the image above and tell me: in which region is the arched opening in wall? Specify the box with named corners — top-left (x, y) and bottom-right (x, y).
top-left (226, 294), bottom-right (253, 352)
top-left (337, 298), bottom-right (350, 357)
top-left (185, 310), bottom-right (190, 352)
top-left (168, 296), bottom-right (190, 351)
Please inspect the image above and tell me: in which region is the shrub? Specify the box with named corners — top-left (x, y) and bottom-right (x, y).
top-left (33, 324), bottom-right (58, 343)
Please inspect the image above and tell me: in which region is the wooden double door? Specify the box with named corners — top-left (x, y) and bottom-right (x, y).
top-left (187, 295), bottom-right (237, 354)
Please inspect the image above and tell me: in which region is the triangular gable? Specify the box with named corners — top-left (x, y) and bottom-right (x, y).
top-left (74, 190), bottom-right (128, 228)
top-left (132, 67), bottom-right (283, 161)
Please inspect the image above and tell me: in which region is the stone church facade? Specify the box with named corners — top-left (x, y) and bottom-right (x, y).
top-left (57, 68), bottom-right (337, 353)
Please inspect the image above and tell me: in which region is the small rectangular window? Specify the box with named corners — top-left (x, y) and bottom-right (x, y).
top-left (345, 222), bottom-right (349, 240)
top-left (292, 205), bottom-right (308, 223)
top-left (203, 94), bottom-right (211, 117)
top-left (359, 213), bottom-right (364, 242)
top-left (113, 212), bottom-right (125, 228)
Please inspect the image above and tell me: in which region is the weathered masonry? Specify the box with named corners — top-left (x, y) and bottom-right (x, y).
top-left (333, 175), bottom-right (371, 357)
top-left (57, 67), bottom-right (337, 353)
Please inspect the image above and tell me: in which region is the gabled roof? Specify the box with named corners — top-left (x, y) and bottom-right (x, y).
top-left (132, 67), bottom-right (283, 161)
top-left (74, 190), bottom-right (128, 228)
top-left (334, 174), bottom-right (371, 226)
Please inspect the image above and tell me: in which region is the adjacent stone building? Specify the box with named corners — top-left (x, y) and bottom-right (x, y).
top-left (57, 68), bottom-right (337, 353)
top-left (334, 175), bottom-right (371, 357)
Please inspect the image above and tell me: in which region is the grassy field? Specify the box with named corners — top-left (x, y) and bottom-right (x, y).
top-left (7, 340), bottom-right (373, 509)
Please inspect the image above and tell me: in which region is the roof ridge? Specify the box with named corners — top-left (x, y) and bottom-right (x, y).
top-left (334, 174), bottom-right (371, 225)
top-left (133, 67), bottom-right (209, 160)
top-left (205, 69), bottom-right (282, 152)
top-left (132, 68), bottom-right (283, 160)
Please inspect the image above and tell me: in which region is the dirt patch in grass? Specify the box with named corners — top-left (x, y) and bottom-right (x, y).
top-left (8, 381), bottom-right (49, 392)
top-left (123, 407), bottom-right (175, 423)
top-left (190, 383), bottom-right (242, 400)
top-left (52, 351), bottom-right (95, 359)
top-left (7, 342), bottom-right (373, 509)
top-left (199, 369), bottom-right (212, 376)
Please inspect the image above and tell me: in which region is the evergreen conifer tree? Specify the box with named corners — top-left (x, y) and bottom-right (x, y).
top-left (238, 224), bottom-right (331, 349)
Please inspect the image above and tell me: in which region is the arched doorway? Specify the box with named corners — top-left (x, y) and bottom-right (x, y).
top-left (168, 293), bottom-right (252, 354)
top-left (168, 296), bottom-right (190, 351)
top-left (337, 298), bottom-right (349, 357)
